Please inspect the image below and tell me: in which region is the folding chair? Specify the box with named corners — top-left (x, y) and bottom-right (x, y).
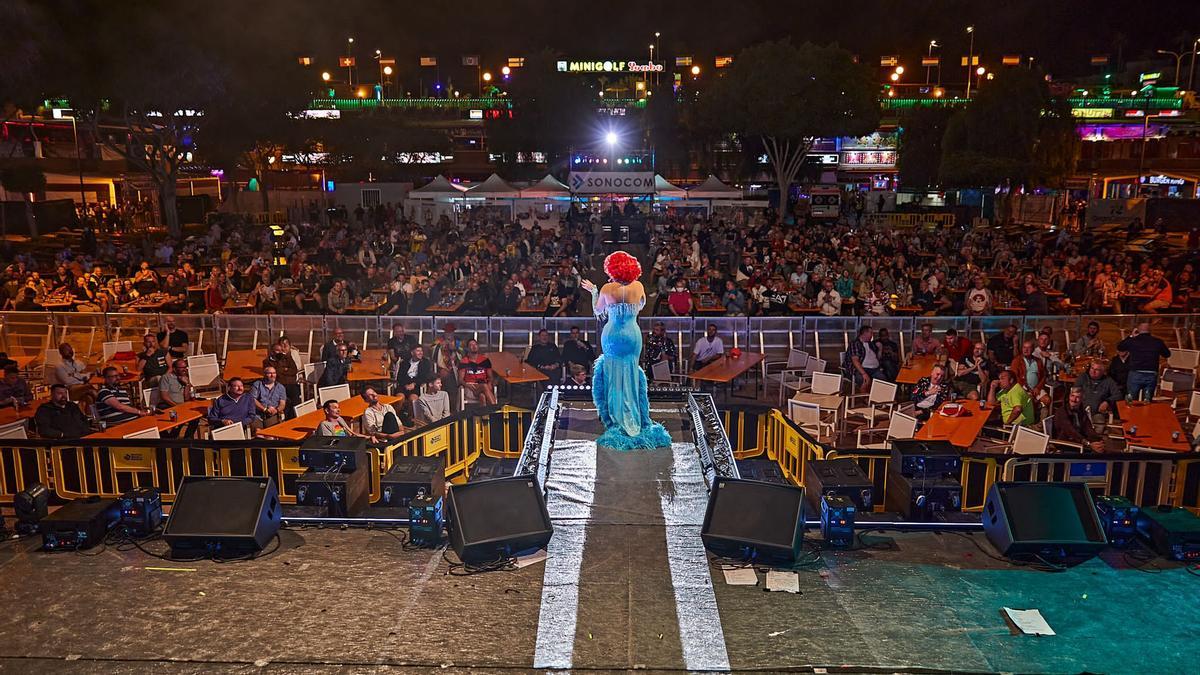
top-left (123, 427), bottom-right (161, 440)
top-left (317, 383), bottom-right (351, 405)
top-left (294, 398), bottom-right (318, 417)
top-left (787, 399), bottom-right (836, 441)
top-left (856, 410), bottom-right (919, 450)
top-left (210, 421), bottom-right (247, 441)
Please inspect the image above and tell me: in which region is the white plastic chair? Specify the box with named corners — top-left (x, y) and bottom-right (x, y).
top-left (142, 388), bottom-right (162, 410)
top-left (792, 357), bottom-right (828, 393)
top-left (1041, 416), bottom-right (1085, 452)
top-left (1010, 426), bottom-right (1050, 455)
top-left (210, 421), bottom-right (247, 441)
top-left (294, 398), bottom-right (318, 417)
top-left (317, 383), bottom-right (351, 405)
top-left (0, 421), bottom-right (29, 439)
top-left (302, 362), bottom-right (326, 399)
top-left (650, 360), bottom-right (687, 385)
top-left (787, 399), bottom-right (835, 441)
top-left (123, 427), bottom-right (160, 440)
top-left (187, 354), bottom-right (223, 400)
top-left (102, 340), bottom-right (134, 361)
top-left (1160, 348), bottom-right (1199, 396)
top-left (810, 372), bottom-right (843, 396)
top-left (844, 379), bottom-right (898, 424)
top-left (766, 349), bottom-right (810, 404)
top-left (856, 410), bottom-right (919, 450)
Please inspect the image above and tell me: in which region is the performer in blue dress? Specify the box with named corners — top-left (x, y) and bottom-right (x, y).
top-left (580, 251), bottom-right (672, 450)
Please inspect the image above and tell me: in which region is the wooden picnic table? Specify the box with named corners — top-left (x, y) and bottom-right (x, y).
top-left (0, 398), bottom-right (47, 427)
top-left (695, 295), bottom-right (726, 314)
top-left (517, 294), bottom-right (551, 314)
top-left (222, 348), bottom-right (266, 381)
top-left (347, 349), bottom-right (391, 383)
top-left (347, 297), bottom-right (387, 314)
top-left (791, 391), bottom-right (844, 410)
top-left (1117, 401), bottom-right (1191, 452)
top-left (486, 351), bottom-right (549, 385)
top-left (256, 394), bottom-right (401, 442)
top-left (914, 399), bottom-right (995, 448)
top-left (897, 354), bottom-right (940, 385)
top-left (427, 294), bottom-right (465, 314)
top-left (688, 352), bottom-right (765, 383)
top-left (86, 400), bottom-right (210, 440)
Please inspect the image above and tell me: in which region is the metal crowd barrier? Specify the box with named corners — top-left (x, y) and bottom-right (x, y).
top-left (0, 405), bottom-right (532, 506)
top-left (0, 311), bottom-right (1195, 368)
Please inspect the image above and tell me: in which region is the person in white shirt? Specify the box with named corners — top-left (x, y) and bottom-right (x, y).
top-left (691, 324), bottom-right (725, 371)
top-left (963, 277), bottom-right (992, 316)
top-left (360, 386), bottom-right (408, 441)
top-left (816, 278), bottom-right (842, 316)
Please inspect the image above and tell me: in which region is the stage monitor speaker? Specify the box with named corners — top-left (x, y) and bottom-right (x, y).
top-left (164, 477), bottom-right (282, 556)
top-left (447, 476), bottom-right (552, 563)
top-left (982, 482), bottom-right (1107, 560)
top-left (701, 477), bottom-right (805, 564)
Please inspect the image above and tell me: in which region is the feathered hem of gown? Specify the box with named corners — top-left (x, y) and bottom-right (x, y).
top-left (595, 422), bottom-right (673, 450)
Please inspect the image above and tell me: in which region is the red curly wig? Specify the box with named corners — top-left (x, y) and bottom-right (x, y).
top-left (604, 251), bottom-right (642, 285)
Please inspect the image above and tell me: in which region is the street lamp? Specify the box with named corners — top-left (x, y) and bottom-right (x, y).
top-left (482, 71), bottom-right (492, 82)
top-left (346, 37), bottom-right (355, 86)
top-left (976, 65), bottom-right (987, 91)
top-left (321, 71), bottom-right (331, 82)
top-left (927, 40), bottom-right (939, 85)
top-left (501, 65), bottom-right (511, 77)
top-left (1158, 47), bottom-right (1198, 86)
top-left (690, 64), bottom-right (700, 77)
top-left (965, 25), bottom-right (976, 99)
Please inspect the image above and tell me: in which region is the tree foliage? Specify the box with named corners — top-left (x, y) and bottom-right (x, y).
top-left (939, 68), bottom-right (1080, 190)
top-left (705, 40), bottom-right (879, 211)
top-left (895, 107), bottom-right (954, 189)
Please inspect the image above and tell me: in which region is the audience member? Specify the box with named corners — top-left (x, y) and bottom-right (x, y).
top-left (1116, 321), bottom-right (1172, 400)
top-left (206, 377), bottom-right (259, 433)
top-left (250, 366), bottom-right (287, 427)
top-left (526, 329), bottom-right (563, 384)
top-left (988, 369), bottom-right (1036, 427)
top-left (1052, 387), bottom-right (1105, 451)
top-left (691, 324), bottom-right (724, 371)
top-left (33, 384), bottom-right (91, 439)
top-left (415, 377), bottom-right (451, 424)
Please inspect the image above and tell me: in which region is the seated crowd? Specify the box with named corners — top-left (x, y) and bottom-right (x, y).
top-left (647, 212), bottom-right (1196, 317)
top-left (0, 203), bottom-right (595, 318)
top-left (838, 319), bottom-right (1183, 451)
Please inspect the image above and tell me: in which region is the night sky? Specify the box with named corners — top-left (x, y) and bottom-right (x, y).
top-left (287, 0), bottom-right (1200, 81)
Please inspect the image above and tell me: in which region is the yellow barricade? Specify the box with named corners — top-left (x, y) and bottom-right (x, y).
top-left (50, 444), bottom-right (218, 503)
top-left (0, 443), bottom-right (53, 504)
top-left (217, 444), bottom-right (306, 504)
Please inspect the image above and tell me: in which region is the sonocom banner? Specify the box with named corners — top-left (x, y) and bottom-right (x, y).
top-left (569, 172), bottom-right (655, 194)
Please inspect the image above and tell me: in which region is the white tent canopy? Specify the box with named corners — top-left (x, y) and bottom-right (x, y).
top-left (687, 175), bottom-right (743, 199)
top-left (654, 174), bottom-right (687, 199)
top-left (465, 173), bottom-right (520, 198)
top-left (520, 174), bottom-right (571, 198)
top-left (407, 175), bottom-right (468, 199)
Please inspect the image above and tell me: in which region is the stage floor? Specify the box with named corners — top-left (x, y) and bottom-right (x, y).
top-left (1, 406), bottom-right (1198, 673)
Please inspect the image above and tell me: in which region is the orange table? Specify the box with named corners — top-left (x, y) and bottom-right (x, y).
top-left (487, 351), bottom-right (549, 385)
top-left (897, 355), bottom-right (940, 385)
top-left (517, 295), bottom-right (551, 314)
top-left (11, 354), bottom-right (40, 370)
top-left (915, 399), bottom-right (995, 448)
top-left (0, 398), bottom-right (47, 427)
top-left (86, 401), bottom-right (210, 439)
top-left (1117, 401), bottom-right (1191, 452)
top-left (689, 353), bottom-right (765, 383)
top-left (90, 371), bottom-right (141, 386)
top-left (222, 349), bottom-right (266, 381)
top-left (256, 394), bottom-right (402, 441)
top-left (348, 349), bottom-right (391, 382)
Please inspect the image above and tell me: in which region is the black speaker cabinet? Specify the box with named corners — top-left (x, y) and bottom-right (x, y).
top-left (163, 477), bottom-right (282, 556)
top-left (380, 456), bottom-right (445, 507)
top-left (296, 462), bottom-right (370, 517)
top-left (982, 482), bottom-right (1107, 560)
top-left (701, 477), bottom-right (805, 564)
top-left (805, 457), bottom-right (877, 511)
top-left (299, 436), bottom-right (368, 471)
top-left (447, 476), bottom-right (552, 563)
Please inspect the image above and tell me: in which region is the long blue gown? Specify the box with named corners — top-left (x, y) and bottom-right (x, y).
top-left (590, 297), bottom-right (673, 450)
